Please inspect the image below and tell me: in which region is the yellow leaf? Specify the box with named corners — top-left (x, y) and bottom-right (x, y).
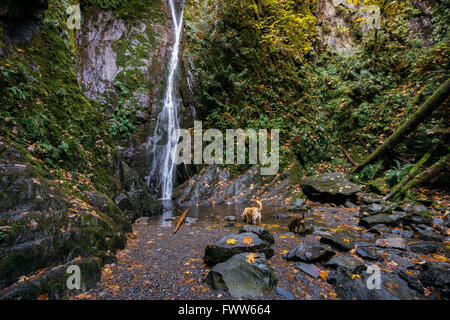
top-left (246, 253), bottom-right (257, 264)
top-left (226, 238), bottom-right (237, 245)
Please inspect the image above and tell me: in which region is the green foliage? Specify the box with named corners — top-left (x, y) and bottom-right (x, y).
top-left (0, 0), bottom-right (116, 193)
top-left (384, 160), bottom-right (414, 186)
top-left (185, 0), bottom-right (449, 176)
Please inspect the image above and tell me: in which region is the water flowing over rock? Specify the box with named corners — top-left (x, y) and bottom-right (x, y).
top-left (148, 0), bottom-right (185, 199)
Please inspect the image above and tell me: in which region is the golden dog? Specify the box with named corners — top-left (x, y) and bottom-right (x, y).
top-left (241, 200), bottom-right (262, 225)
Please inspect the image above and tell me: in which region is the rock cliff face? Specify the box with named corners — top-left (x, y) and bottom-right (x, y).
top-left (0, 0), bottom-right (48, 45)
top-left (316, 0), bottom-right (436, 55)
top-left (76, 0), bottom-right (197, 192)
top-left (0, 0), bottom-right (199, 299)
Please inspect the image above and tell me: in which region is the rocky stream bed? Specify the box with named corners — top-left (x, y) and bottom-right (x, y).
top-left (73, 196), bottom-right (449, 300)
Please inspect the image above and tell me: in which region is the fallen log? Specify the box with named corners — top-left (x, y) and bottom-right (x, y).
top-left (174, 208), bottom-right (190, 234)
top-left (392, 152), bottom-right (450, 201)
top-left (384, 144), bottom-right (437, 201)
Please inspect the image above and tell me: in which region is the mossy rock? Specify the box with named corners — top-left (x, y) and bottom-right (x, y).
top-left (369, 177), bottom-right (390, 195)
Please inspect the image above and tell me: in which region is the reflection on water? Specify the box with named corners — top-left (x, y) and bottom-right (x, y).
top-left (159, 200), bottom-right (177, 227)
top-left (152, 200), bottom-right (296, 228)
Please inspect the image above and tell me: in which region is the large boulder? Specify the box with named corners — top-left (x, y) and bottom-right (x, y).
top-left (359, 214), bottom-right (402, 228)
top-left (238, 225), bottom-right (275, 245)
top-left (205, 253), bottom-right (277, 298)
top-left (204, 233), bottom-right (274, 267)
top-left (300, 172), bottom-right (361, 203)
top-left (283, 244), bottom-right (336, 263)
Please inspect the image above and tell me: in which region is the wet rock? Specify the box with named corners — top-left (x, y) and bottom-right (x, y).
top-left (304, 221), bottom-right (320, 235)
top-left (185, 217), bottom-right (197, 225)
top-left (344, 201), bottom-right (357, 208)
top-left (409, 242), bottom-right (440, 254)
top-left (327, 268), bottom-right (424, 300)
top-left (398, 271), bottom-right (424, 294)
top-left (324, 255), bottom-right (367, 274)
top-left (416, 229), bottom-right (443, 242)
top-left (205, 253), bottom-right (277, 298)
top-left (293, 262), bottom-right (321, 279)
top-left (274, 214), bottom-right (289, 220)
top-left (445, 214), bottom-right (450, 228)
top-left (116, 163), bottom-right (161, 220)
top-left (223, 222), bottom-right (235, 228)
top-left (356, 192), bottom-right (383, 205)
top-left (0, 257), bottom-right (102, 300)
top-left (135, 217), bottom-right (151, 226)
top-left (369, 177), bottom-right (389, 195)
top-left (288, 199), bottom-right (308, 211)
top-left (355, 245), bottom-right (382, 261)
top-left (359, 214), bottom-right (400, 228)
top-left (300, 172), bottom-right (361, 203)
top-left (361, 202), bottom-right (395, 215)
top-left (283, 244), bottom-right (336, 263)
top-left (369, 224), bottom-right (391, 235)
top-left (224, 216), bottom-right (236, 222)
top-left (204, 233), bottom-right (274, 267)
top-left (391, 228), bottom-right (414, 238)
top-left (432, 217), bottom-right (444, 226)
top-left (402, 213), bottom-right (432, 226)
top-left (375, 238), bottom-right (408, 251)
top-left (276, 286), bottom-right (295, 300)
top-left (419, 262), bottom-right (450, 298)
top-left (238, 225), bottom-right (275, 245)
top-left (320, 234), bottom-right (353, 252)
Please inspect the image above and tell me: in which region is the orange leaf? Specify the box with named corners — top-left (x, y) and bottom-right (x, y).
top-left (37, 294), bottom-right (49, 300)
top-left (320, 270), bottom-right (329, 281)
top-left (242, 236), bottom-right (254, 245)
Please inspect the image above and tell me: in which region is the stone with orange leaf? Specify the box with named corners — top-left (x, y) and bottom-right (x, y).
top-left (204, 232), bottom-right (274, 267)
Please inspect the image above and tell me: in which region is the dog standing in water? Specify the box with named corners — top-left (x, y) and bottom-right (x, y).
top-left (241, 200), bottom-right (263, 225)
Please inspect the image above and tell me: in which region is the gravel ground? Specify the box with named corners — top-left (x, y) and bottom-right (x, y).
top-left (75, 205), bottom-right (358, 300)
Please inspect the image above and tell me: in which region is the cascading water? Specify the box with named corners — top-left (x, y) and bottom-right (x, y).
top-left (148, 0), bottom-right (184, 200)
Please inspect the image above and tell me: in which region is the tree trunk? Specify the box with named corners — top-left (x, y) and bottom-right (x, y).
top-left (384, 144), bottom-right (437, 200)
top-left (352, 78), bottom-right (450, 173)
top-left (392, 153), bottom-right (450, 201)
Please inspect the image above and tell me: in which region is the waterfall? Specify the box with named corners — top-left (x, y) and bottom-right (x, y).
top-left (148, 0), bottom-right (184, 200)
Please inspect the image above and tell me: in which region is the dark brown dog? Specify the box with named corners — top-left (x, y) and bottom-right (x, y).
top-left (288, 212), bottom-right (306, 235)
